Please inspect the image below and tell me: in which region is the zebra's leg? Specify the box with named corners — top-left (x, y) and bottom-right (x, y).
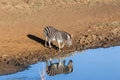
top-left (45, 37), bottom-right (48, 47)
top-left (49, 58), bottom-right (53, 65)
top-left (58, 42), bottom-right (61, 51)
top-left (58, 57), bottom-right (61, 63)
top-left (48, 40), bottom-right (52, 48)
top-left (59, 57), bottom-right (65, 65)
top-left (63, 59), bottom-right (66, 64)
top-left (58, 58), bottom-right (61, 68)
top-left (61, 43), bottom-right (65, 48)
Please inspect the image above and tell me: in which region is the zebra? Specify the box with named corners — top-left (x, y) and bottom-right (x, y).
top-left (46, 59), bottom-right (73, 76)
top-left (43, 26), bottom-right (72, 51)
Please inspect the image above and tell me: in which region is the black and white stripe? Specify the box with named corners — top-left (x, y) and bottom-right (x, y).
top-left (43, 26), bottom-right (72, 51)
top-left (46, 59), bottom-right (73, 76)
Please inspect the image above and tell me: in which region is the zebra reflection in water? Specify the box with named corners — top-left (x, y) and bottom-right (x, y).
top-left (46, 59), bottom-right (73, 76)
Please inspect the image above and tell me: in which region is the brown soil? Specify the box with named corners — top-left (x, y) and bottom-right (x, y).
top-left (0, 0), bottom-right (120, 75)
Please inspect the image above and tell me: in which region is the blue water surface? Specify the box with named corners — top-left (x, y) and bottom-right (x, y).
top-left (0, 46), bottom-right (120, 80)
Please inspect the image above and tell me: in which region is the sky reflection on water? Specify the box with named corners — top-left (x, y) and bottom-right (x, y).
top-left (0, 46), bottom-right (120, 80)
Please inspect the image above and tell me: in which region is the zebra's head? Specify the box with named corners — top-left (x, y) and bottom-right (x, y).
top-left (66, 34), bottom-right (72, 46)
top-left (65, 60), bottom-right (73, 74)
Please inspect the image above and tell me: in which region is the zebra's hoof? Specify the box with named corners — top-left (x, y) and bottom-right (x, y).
top-left (44, 44), bottom-right (47, 47)
top-left (49, 45), bottom-right (52, 48)
top-left (58, 49), bottom-right (62, 52)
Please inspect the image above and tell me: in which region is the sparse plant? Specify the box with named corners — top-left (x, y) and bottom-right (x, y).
top-left (39, 62), bottom-right (46, 80)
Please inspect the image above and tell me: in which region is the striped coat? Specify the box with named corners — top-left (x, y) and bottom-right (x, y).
top-left (43, 26), bottom-right (72, 51)
top-left (46, 60), bottom-right (73, 76)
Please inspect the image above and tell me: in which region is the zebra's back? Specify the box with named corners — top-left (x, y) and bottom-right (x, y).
top-left (43, 26), bottom-right (57, 39)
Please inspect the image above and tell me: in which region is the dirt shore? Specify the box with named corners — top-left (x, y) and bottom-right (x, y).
top-left (0, 0), bottom-right (120, 75)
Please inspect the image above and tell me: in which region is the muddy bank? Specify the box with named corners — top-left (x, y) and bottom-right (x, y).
top-left (0, 0), bottom-right (120, 75)
top-left (1, 22), bottom-right (120, 75)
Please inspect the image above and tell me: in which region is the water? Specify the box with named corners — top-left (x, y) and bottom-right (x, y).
top-left (0, 46), bottom-right (120, 80)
